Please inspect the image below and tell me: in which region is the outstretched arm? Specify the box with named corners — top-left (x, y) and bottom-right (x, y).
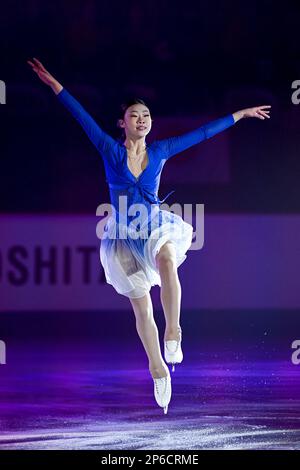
top-left (27, 58), bottom-right (116, 156)
top-left (157, 105), bottom-right (271, 160)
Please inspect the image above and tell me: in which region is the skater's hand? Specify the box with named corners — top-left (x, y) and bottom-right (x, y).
top-left (242, 105), bottom-right (271, 119)
top-left (233, 105), bottom-right (271, 122)
top-left (27, 58), bottom-right (56, 86)
top-left (27, 57), bottom-right (63, 94)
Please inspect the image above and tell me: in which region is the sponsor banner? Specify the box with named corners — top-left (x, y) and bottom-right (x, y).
top-left (0, 214), bottom-right (299, 311)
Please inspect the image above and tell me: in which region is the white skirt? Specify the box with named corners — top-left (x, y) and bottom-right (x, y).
top-left (99, 208), bottom-right (193, 298)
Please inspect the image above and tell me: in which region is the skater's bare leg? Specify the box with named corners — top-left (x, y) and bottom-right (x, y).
top-left (129, 292), bottom-right (169, 379)
top-left (155, 241), bottom-right (182, 342)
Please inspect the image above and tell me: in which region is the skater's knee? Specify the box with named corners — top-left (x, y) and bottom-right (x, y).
top-left (129, 293), bottom-right (154, 322)
top-left (155, 242), bottom-right (177, 272)
top-left (134, 306), bottom-right (154, 324)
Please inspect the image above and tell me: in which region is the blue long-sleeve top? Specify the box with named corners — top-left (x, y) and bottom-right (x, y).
top-left (57, 88), bottom-right (235, 225)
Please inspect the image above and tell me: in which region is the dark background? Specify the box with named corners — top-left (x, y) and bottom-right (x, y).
top-left (1, 0), bottom-right (300, 213)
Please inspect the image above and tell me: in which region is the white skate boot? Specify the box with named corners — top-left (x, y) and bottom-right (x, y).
top-left (164, 326), bottom-right (183, 372)
top-left (153, 370), bottom-right (172, 414)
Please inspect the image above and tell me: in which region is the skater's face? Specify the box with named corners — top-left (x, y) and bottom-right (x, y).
top-left (119, 104), bottom-right (152, 139)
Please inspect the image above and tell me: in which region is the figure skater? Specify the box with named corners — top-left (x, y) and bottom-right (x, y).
top-left (28, 57), bottom-right (271, 414)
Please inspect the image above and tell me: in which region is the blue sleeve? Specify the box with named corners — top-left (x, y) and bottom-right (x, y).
top-left (56, 88), bottom-right (117, 159)
top-left (156, 114), bottom-right (235, 160)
